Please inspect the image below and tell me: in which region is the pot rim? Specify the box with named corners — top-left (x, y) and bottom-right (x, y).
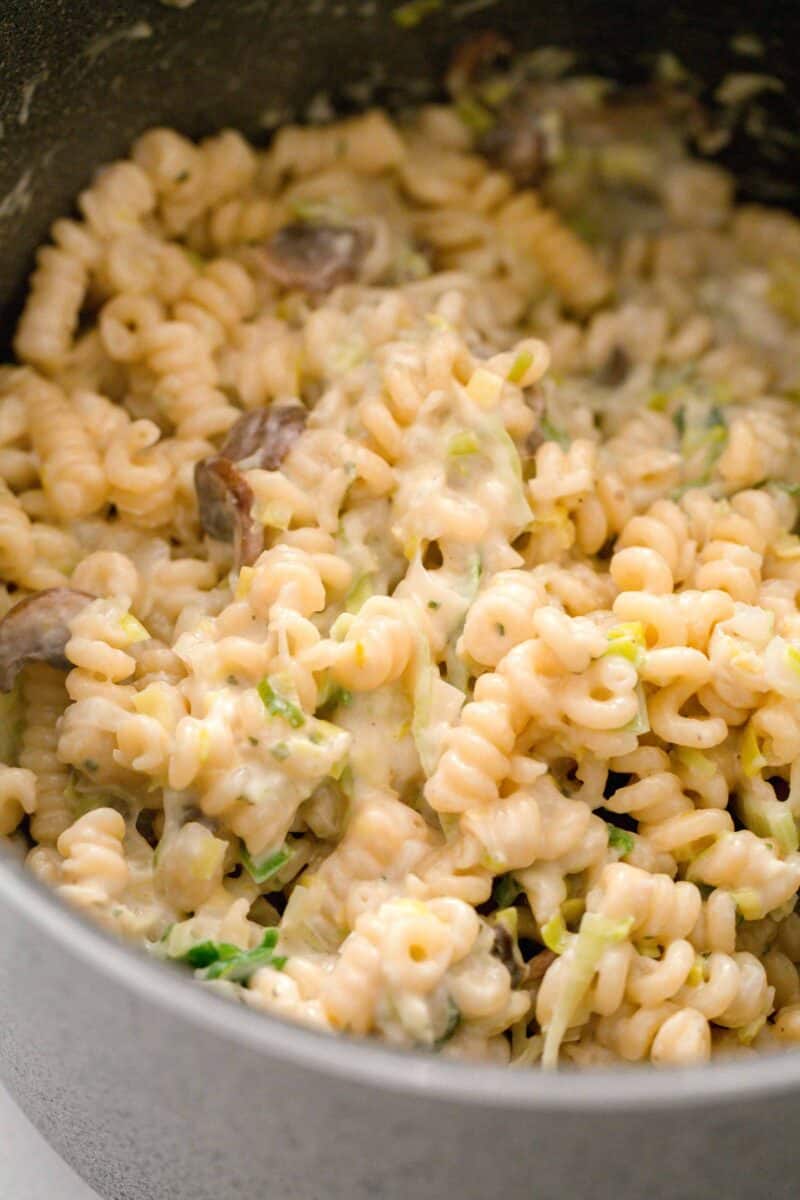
top-left (3, 852), bottom-right (800, 1112)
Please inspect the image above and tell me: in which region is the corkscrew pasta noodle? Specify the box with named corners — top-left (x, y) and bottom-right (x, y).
top-left (5, 70), bottom-right (800, 1069)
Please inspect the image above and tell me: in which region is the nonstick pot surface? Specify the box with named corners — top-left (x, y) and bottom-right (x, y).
top-left (1, 0), bottom-right (800, 344)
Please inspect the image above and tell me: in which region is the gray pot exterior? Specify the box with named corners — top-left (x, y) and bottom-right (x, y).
top-left (2, 862), bottom-right (800, 1200)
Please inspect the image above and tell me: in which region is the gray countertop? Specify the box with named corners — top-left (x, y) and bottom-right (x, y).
top-left (1, 1083), bottom-right (100, 1199)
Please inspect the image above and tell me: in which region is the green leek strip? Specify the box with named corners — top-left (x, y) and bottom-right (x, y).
top-left (539, 414), bottom-right (569, 448)
top-left (257, 677), bottom-right (305, 728)
top-left (604, 621), bottom-right (646, 669)
top-left (541, 912), bottom-right (569, 954)
top-left (740, 722), bottom-right (766, 779)
top-left (492, 873), bottom-right (521, 909)
top-left (344, 573), bottom-right (374, 613)
top-left (171, 929), bottom-right (287, 983)
top-left (542, 913), bottom-right (634, 1069)
top-left (392, 0), bottom-right (441, 27)
top-left (507, 348), bottom-right (534, 384)
top-left (241, 844), bottom-right (291, 885)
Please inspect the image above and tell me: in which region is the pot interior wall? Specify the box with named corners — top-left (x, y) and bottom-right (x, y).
top-left (0, 0), bottom-right (799, 347)
top-left (3, 1), bottom-right (800, 348)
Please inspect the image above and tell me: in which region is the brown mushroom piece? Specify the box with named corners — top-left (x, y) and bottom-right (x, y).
top-left (219, 403), bottom-right (307, 471)
top-left (521, 948), bottom-right (558, 987)
top-left (0, 588), bottom-right (94, 693)
top-left (491, 922), bottom-right (525, 988)
top-left (194, 404), bottom-right (308, 568)
top-left (194, 456), bottom-right (263, 570)
top-left (479, 102), bottom-right (550, 189)
top-left (594, 345), bottom-right (631, 387)
top-left (259, 222), bottom-right (371, 293)
top-left (445, 30), bottom-right (512, 97)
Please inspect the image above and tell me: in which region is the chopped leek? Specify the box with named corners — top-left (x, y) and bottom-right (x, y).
top-left (740, 722), bottom-right (766, 779)
top-left (635, 937), bottom-right (661, 960)
top-left (542, 912), bottom-right (634, 1069)
top-left (621, 684), bottom-right (650, 735)
top-left (316, 679), bottom-right (353, 718)
top-left (561, 898), bottom-right (585, 927)
top-left (737, 1014), bottom-right (767, 1045)
top-left (675, 747), bottom-right (716, 779)
top-left (686, 955), bottom-right (706, 987)
top-left (508, 349), bottom-right (534, 385)
top-left (606, 823), bottom-right (635, 856)
top-left (241, 844), bottom-right (291, 884)
top-left (539, 414), bottom-right (569, 448)
top-left (392, 0), bottom-right (441, 27)
top-left (119, 612), bottom-right (150, 644)
top-left (738, 789), bottom-right (799, 855)
top-left (173, 928), bottom-right (286, 982)
top-left (674, 398), bottom-right (727, 481)
top-left (258, 677), bottom-right (305, 728)
top-left (447, 430), bottom-right (481, 457)
top-left (732, 888), bottom-right (765, 921)
top-left (492, 873), bottom-right (522, 909)
top-left (541, 911), bottom-right (569, 954)
top-left (604, 621), bottom-right (646, 669)
top-left (344, 572), bottom-right (374, 613)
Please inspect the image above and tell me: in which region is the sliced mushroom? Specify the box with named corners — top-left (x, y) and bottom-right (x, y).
top-left (219, 404), bottom-right (307, 471)
top-left (479, 102), bottom-right (549, 188)
top-left (491, 922), bottom-right (525, 987)
top-left (0, 588), bottom-right (94, 692)
top-left (194, 456), bottom-right (263, 570)
top-left (521, 948), bottom-right (558, 987)
top-left (259, 222), bottom-right (370, 293)
top-left (594, 345), bottom-right (631, 387)
top-left (445, 30), bottom-right (512, 97)
top-left (195, 404), bottom-right (307, 567)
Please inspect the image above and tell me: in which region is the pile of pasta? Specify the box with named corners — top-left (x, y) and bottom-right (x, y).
top-left (4, 83), bottom-right (800, 1069)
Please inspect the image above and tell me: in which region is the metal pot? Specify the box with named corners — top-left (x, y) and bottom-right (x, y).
top-left (2, 3), bottom-right (800, 1197)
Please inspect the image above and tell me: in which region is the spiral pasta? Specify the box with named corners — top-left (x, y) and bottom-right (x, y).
top-left (4, 75), bottom-right (800, 1070)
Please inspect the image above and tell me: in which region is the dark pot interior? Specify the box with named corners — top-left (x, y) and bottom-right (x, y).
top-left (0, 0), bottom-right (799, 350)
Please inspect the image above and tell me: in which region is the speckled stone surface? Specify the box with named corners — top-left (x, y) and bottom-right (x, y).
top-left (1, 1085), bottom-right (99, 1199)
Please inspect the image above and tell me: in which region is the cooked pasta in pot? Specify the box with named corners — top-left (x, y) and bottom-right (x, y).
top-left (5, 62), bottom-right (800, 1069)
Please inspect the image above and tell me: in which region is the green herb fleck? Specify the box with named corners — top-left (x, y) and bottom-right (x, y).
top-left (539, 415), bottom-right (569, 448)
top-left (258, 677), bottom-right (305, 728)
top-left (241, 845), bottom-right (291, 884)
top-left (270, 742), bottom-right (290, 761)
top-left (179, 928), bottom-right (286, 982)
top-left (606, 823), bottom-right (635, 856)
top-left (492, 873), bottom-right (522, 909)
top-left (316, 681), bottom-right (353, 719)
top-left (434, 997), bottom-right (461, 1049)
